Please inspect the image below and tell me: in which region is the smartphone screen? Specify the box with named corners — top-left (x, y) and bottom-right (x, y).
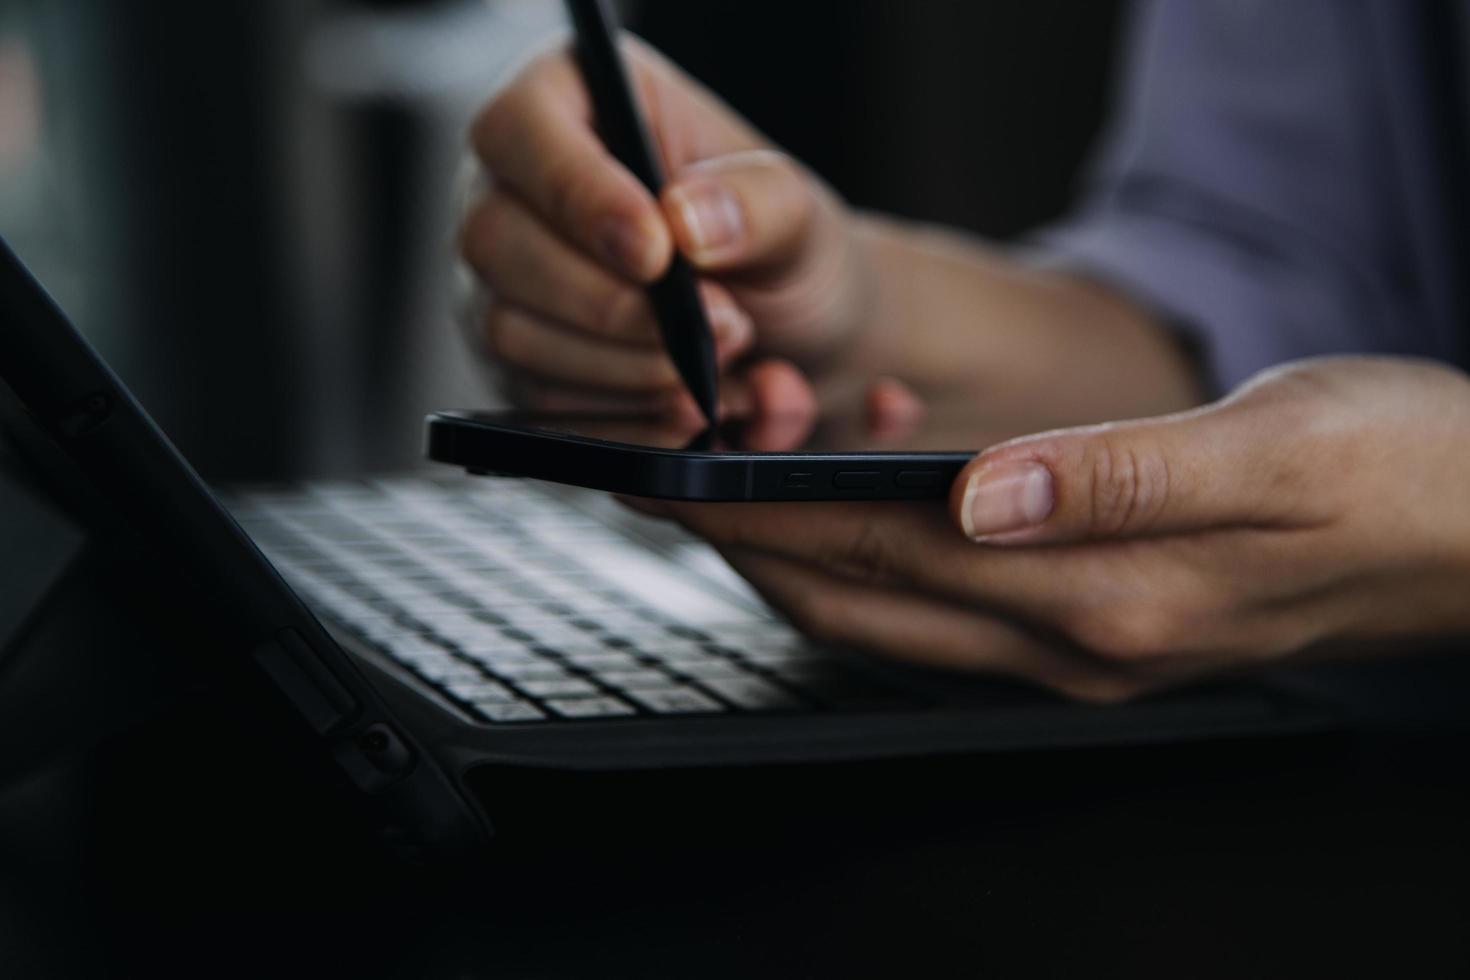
top-left (445, 409), bottom-right (1018, 456)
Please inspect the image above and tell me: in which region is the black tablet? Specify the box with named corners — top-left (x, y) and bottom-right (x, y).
top-left (0, 236), bottom-right (488, 852)
top-left (424, 409), bottom-right (1001, 501)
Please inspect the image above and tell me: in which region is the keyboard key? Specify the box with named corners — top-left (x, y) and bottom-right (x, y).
top-left (594, 669), bottom-right (678, 690)
top-left (716, 622), bottom-right (804, 642)
top-left (387, 597), bottom-right (465, 620)
top-left (589, 610), bottom-right (667, 634)
top-left (666, 658), bottom-right (755, 681)
top-left (472, 699), bottom-right (547, 723)
top-left (350, 621), bottom-right (421, 648)
top-left (484, 661), bottom-right (576, 681)
top-left (514, 677), bottom-right (600, 698)
top-left (415, 661), bottom-right (486, 684)
top-left (444, 679), bottom-right (517, 703)
top-left (636, 641), bottom-right (723, 664)
top-left (544, 696), bottom-right (637, 719)
top-left (560, 650), bottom-right (643, 671)
top-left (422, 620), bottom-right (495, 644)
top-left (516, 624), bottom-right (603, 649)
top-left (623, 687), bottom-right (725, 715)
top-left (457, 650), bottom-right (545, 670)
top-left (378, 636), bottom-right (454, 660)
top-left (454, 640), bottom-right (538, 661)
top-left (368, 629), bottom-right (431, 652)
top-left (731, 643), bottom-right (816, 667)
top-left (699, 677), bottom-right (803, 711)
top-left (496, 605), bottom-right (584, 627)
top-left (380, 642), bottom-right (451, 665)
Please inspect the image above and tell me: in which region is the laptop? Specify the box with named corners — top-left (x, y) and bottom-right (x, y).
top-left (0, 237), bottom-right (1335, 855)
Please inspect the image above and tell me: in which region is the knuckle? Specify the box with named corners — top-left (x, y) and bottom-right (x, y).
top-left (750, 148), bottom-right (812, 202)
top-left (609, 353), bottom-right (677, 393)
top-left (647, 355), bottom-right (683, 390)
top-left (1070, 603), bottom-right (1188, 664)
top-left (744, 149), bottom-right (822, 249)
top-left (482, 307), bottom-right (519, 363)
top-left (597, 287), bottom-right (646, 340)
top-left (543, 155), bottom-right (593, 231)
top-left (470, 90), bottom-right (519, 161)
top-left (522, 45), bottom-right (576, 90)
top-left (1053, 674), bottom-right (1145, 705)
top-left (619, 351), bottom-right (680, 393)
top-left (640, 370), bottom-right (679, 394)
top-left (776, 158), bottom-right (819, 228)
top-left (1082, 435), bottom-right (1172, 536)
top-left (458, 196), bottom-right (504, 272)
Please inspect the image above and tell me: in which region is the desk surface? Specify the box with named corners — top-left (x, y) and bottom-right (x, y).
top-left (4, 698), bottom-right (1469, 979)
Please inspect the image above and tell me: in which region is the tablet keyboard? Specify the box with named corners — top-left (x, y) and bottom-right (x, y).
top-left (229, 478), bottom-right (920, 724)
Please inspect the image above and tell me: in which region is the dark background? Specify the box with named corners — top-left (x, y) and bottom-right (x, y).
top-left (636, 0), bottom-right (1123, 236)
top-left (0, 0), bottom-right (1125, 479)
top-left (7, 6), bottom-right (1470, 978)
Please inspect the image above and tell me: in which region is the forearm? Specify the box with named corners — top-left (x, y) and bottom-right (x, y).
top-left (824, 214), bottom-right (1205, 425)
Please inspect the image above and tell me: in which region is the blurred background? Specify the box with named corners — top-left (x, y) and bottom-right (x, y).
top-left (0, 0), bottom-right (1124, 481)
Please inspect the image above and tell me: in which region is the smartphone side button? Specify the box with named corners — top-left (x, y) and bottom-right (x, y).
top-left (832, 470), bottom-right (881, 490)
top-left (894, 469), bottom-right (944, 489)
top-left (782, 471), bottom-right (815, 489)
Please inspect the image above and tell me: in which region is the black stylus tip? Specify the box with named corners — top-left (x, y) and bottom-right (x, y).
top-left (693, 387), bottom-right (718, 427)
top-left (689, 350), bottom-right (719, 425)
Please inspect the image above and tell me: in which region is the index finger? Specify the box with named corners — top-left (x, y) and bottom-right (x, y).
top-left (471, 48), bottom-right (671, 282)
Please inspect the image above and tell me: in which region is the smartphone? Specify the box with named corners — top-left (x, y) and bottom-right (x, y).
top-left (425, 409), bottom-right (1002, 501)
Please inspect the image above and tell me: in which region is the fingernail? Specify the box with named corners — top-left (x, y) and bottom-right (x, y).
top-left (961, 462), bottom-right (1054, 540)
top-left (668, 182), bottom-right (744, 259)
top-left (597, 217), bottom-right (654, 278)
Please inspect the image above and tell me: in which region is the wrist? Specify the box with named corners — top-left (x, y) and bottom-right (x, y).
top-left (824, 216), bottom-right (1206, 421)
top-left (1442, 369), bottom-right (1470, 627)
top-left (1342, 360), bottom-right (1470, 638)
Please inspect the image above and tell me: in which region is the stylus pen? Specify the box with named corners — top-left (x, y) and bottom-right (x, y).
top-left (564, 0), bottom-right (720, 425)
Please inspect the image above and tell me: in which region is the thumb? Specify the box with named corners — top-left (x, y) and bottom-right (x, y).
top-left (662, 149), bottom-right (827, 273)
top-left (949, 400), bottom-right (1300, 545)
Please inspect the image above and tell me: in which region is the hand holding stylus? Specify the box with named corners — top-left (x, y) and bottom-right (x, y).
top-left (459, 33), bottom-right (872, 421)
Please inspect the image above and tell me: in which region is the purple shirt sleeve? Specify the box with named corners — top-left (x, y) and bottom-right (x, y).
top-left (1030, 0), bottom-right (1455, 394)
